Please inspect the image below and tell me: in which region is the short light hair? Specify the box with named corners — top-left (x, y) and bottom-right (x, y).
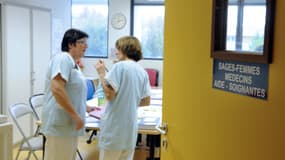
top-left (115, 36), bottom-right (142, 61)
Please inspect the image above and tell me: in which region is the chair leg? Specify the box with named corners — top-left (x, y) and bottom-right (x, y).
top-left (27, 151), bottom-right (32, 159)
top-left (32, 151), bottom-right (39, 160)
top-left (77, 149), bottom-right (83, 160)
top-left (15, 150), bottom-right (21, 160)
top-left (136, 133), bottom-right (142, 146)
top-left (15, 141), bottom-right (24, 160)
top-left (43, 135), bottom-right (46, 159)
top-left (86, 130), bottom-right (97, 144)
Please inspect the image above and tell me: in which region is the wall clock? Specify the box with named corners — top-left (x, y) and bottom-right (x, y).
top-left (111, 13), bottom-right (127, 30)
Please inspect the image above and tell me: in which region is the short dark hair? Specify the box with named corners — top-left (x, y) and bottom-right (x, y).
top-left (115, 36), bottom-right (143, 62)
top-left (61, 28), bottom-right (89, 52)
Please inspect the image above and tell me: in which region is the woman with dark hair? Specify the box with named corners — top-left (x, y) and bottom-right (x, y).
top-left (41, 28), bottom-right (88, 160)
top-left (95, 36), bottom-right (151, 160)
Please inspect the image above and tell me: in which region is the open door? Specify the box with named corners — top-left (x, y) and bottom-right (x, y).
top-left (160, 1), bottom-right (285, 160)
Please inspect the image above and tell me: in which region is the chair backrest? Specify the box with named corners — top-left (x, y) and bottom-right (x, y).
top-left (145, 68), bottom-right (159, 87)
top-left (86, 79), bottom-right (95, 100)
top-left (29, 93), bottom-right (44, 120)
top-left (9, 103), bottom-right (43, 157)
top-left (8, 103), bottom-right (36, 140)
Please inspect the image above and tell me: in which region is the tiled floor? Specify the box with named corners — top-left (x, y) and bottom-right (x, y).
top-left (13, 132), bottom-right (150, 160)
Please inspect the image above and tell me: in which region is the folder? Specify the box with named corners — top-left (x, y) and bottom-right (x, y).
top-left (89, 106), bottom-right (106, 119)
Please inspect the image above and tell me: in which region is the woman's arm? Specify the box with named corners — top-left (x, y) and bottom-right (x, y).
top-left (51, 74), bottom-right (84, 130)
top-left (139, 96), bottom-right (151, 106)
top-left (95, 60), bottom-right (116, 101)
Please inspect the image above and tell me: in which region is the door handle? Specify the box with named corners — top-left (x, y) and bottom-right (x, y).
top-left (156, 122), bottom-right (168, 135)
top-left (156, 122), bottom-right (168, 150)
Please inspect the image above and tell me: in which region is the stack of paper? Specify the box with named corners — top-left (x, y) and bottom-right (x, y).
top-left (138, 116), bottom-right (160, 130)
top-left (86, 97), bottom-right (98, 107)
top-left (137, 105), bottom-right (161, 130)
top-left (151, 88), bottom-right (163, 100)
top-left (89, 106), bottom-right (106, 119)
top-left (150, 99), bottom-right (162, 106)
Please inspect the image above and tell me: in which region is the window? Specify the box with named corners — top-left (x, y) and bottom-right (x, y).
top-left (72, 0), bottom-right (108, 57)
top-left (132, 0), bottom-right (165, 59)
top-left (211, 0), bottom-right (275, 63)
top-left (226, 2), bottom-right (266, 52)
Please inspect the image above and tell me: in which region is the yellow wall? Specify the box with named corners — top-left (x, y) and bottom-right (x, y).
top-left (163, 0), bottom-right (285, 159)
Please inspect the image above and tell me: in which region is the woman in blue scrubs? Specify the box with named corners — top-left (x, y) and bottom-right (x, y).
top-left (95, 36), bottom-right (151, 160)
top-left (41, 28), bottom-right (88, 160)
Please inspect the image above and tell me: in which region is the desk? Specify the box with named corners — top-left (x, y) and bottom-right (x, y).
top-left (85, 117), bottom-right (161, 160)
top-left (86, 117), bottom-right (161, 135)
top-left (85, 105), bottom-right (162, 160)
top-left (86, 88), bottom-right (162, 160)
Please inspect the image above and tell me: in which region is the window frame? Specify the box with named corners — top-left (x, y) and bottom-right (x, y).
top-left (131, 0), bottom-right (165, 60)
top-left (211, 0), bottom-right (275, 64)
top-left (71, 0), bottom-right (109, 58)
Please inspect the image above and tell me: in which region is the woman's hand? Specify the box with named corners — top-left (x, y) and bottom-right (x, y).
top-left (86, 105), bottom-right (95, 113)
top-left (95, 60), bottom-right (106, 77)
top-left (71, 114), bottom-right (84, 130)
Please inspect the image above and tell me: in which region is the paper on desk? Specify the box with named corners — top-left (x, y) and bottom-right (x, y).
top-left (150, 99), bottom-right (162, 106)
top-left (86, 116), bottom-right (100, 123)
top-left (89, 106), bottom-right (106, 119)
top-left (86, 97), bottom-right (98, 107)
top-left (137, 116), bottom-right (161, 130)
top-left (137, 105), bottom-right (161, 119)
top-left (150, 88), bottom-right (162, 99)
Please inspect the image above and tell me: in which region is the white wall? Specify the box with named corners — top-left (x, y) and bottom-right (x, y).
top-left (0, 0), bottom-right (71, 55)
top-left (0, 0), bottom-right (68, 144)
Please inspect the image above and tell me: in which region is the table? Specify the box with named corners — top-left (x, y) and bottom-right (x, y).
top-left (85, 105), bottom-right (162, 160)
top-left (86, 88), bottom-right (163, 160)
top-left (85, 118), bottom-right (161, 160)
top-left (86, 117), bottom-right (161, 136)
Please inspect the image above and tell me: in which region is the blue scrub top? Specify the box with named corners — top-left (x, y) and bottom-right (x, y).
top-left (98, 60), bottom-right (151, 150)
top-left (41, 52), bottom-right (87, 137)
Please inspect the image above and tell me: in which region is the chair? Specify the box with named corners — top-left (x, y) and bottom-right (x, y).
top-left (29, 93), bottom-right (44, 136)
top-left (86, 79), bottom-right (95, 100)
top-left (8, 103), bottom-right (43, 160)
top-left (29, 93), bottom-right (83, 160)
top-left (145, 68), bottom-right (159, 87)
top-left (85, 79), bottom-right (98, 144)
